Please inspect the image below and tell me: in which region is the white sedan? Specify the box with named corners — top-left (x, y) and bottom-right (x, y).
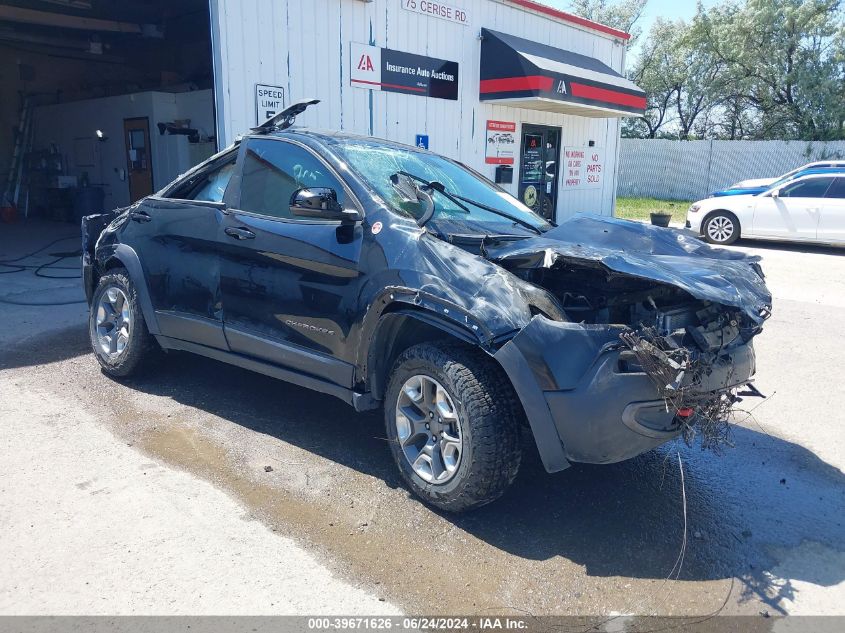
top-left (686, 173), bottom-right (845, 245)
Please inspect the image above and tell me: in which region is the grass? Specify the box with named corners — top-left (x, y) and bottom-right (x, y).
top-left (615, 197), bottom-right (692, 224)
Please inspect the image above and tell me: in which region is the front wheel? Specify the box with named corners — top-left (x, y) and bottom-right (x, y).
top-left (385, 342), bottom-right (522, 512)
top-left (703, 211), bottom-right (740, 245)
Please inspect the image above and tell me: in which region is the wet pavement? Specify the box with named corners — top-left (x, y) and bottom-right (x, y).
top-left (1, 221), bottom-right (843, 616)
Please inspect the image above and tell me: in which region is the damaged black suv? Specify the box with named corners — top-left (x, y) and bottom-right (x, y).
top-left (82, 100), bottom-right (772, 511)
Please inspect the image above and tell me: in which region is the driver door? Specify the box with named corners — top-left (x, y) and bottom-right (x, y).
top-left (219, 137), bottom-right (364, 387)
top-left (132, 150), bottom-right (237, 349)
top-left (751, 177), bottom-right (833, 241)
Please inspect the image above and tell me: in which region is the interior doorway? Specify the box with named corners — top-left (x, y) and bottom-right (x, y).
top-left (0, 0), bottom-right (215, 222)
top-left (518, 124), bottom-right (561, 221)
top-left (124, 118), bottom-right (153, 202)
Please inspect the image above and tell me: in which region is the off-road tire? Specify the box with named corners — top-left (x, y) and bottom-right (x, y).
top-left (89, 268), bottom-right (160, 378)
top-left (385, 341), bottom-right (522, 512)
top-left (703, 211), bottom-right (740, 245)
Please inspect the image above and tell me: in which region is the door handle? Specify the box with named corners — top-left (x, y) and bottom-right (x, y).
top-left (129, 210), bottom-right (151, 223)
top-left (225, 226), bottom-right (256, 240)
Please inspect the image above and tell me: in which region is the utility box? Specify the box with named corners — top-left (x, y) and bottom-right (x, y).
top-left (495, 165), bottom-right (513, 185)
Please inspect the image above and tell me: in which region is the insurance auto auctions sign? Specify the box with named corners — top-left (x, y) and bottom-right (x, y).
top-left (350, 42), bottom-right (459, 101)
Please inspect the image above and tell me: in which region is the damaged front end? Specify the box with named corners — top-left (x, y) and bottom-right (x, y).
top-left (485, 216), bottom-right (772, 470)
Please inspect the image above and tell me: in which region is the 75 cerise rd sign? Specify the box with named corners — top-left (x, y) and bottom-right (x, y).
top-left (401, 0), bottom-right (470, 26)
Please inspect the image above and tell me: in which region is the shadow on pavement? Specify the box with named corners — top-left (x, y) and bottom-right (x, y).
top-left (0, 324), bottom-right (89, 370)
top-left (735, 238), bottom-right (845, 255)
top-left (121, 349), bottom-right (845, 612)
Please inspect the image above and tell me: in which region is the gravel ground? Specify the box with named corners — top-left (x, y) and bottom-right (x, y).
top-left (1, 219), bottom-right (843, 617)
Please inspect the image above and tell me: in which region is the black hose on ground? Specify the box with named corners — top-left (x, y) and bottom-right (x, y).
top-left (0, 296), bottom-right (87, 306)
top-left (0, 235), bottom-right (80, 264)
top-left (0, 236), bottom-right (86, 305)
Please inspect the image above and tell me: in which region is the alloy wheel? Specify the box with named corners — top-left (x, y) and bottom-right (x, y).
top-left (95, 286), bottom-right (132, 358)
top-left (395, 374), bottom-right (463, 484)
top-left (707, 215), bottom-right (734, 243)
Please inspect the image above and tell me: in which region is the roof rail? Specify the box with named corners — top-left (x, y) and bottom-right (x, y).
top-left (250, 98), bottom-right (320, 134)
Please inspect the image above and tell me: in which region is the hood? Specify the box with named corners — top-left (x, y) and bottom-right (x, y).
top-left (729, 177), bottom-right (777, 189)
top-left (712, 186), bottom-right (766, 197)
top-left (700, 193), bottom-right (758, 206)
top-left (484, 215), bottom-right (772, 324)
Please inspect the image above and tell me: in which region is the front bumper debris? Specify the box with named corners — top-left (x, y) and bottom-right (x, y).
top-left (494, 315), bottom-right (757, 472)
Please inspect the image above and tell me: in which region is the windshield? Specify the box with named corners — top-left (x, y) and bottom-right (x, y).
top-left (770, 172), bottom-right (805, 188)
top-left (334, 141), bottom-right (550, 234)
top-left (778, 166), bottom-right (806, 181)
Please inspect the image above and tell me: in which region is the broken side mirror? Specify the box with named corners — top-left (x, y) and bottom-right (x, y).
top-left (290, 187), bottom-right (360, 223)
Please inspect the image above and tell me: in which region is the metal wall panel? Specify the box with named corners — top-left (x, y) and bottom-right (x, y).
top-left (210, 0), bottom-right (629, 218)
top-left (618, 139), bottom-right (845, 201)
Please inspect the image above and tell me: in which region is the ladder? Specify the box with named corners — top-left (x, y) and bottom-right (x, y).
top-left (3, 96), bottom-right (34, 214)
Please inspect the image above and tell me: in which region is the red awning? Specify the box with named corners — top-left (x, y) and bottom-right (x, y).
top-left (479, 29), bottom-right (646, 118)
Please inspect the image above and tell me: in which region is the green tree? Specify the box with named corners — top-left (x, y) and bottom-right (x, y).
top-left (568, 0), bottom-right (649, 44)
top-left (624, 18), bottom-right (680, 138)
top-left (624, 17), bottom-right (724, 140)
top-left (697, 0), bottom-right (845, 140)
top-left (673, 13), bottom-right (726, 139)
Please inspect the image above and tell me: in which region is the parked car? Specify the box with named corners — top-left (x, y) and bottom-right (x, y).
top-left (82, 100), bottom-right (772, 511)
top-left (688, 173), bottom-right (845, 245)
top-left (728, 160), bottom-right (845, 190)
top-left (711, 163), bottom-right (845, 197)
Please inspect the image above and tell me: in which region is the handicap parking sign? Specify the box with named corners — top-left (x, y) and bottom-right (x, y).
top-left (415, 134), bottom-right (429, 150)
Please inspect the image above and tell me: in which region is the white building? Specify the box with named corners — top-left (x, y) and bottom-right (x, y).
top-left (210, 0), bottom-right (643, 221)
top-left (2, 0), bottom-right (642, 223)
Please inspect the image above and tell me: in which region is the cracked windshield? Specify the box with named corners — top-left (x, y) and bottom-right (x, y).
top-left (336, 141), bottom-right (550, 234)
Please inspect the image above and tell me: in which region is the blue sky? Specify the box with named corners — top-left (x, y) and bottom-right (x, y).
top-left (542, 0), bottom-right (712, 39)
top-left (538, 0), bottom-right (716, 61)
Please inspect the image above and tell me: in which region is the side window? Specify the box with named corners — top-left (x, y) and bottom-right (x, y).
top-left (780, 178), bottom-right (834, 198)
top-left (237, 139), bottom-right (346, 219)
top-left (824, 178), bottom-right (845, 199)
top-left (193, 162), bottom-right (236, 202)
top-left (166, 153), bottom-right (237, 202)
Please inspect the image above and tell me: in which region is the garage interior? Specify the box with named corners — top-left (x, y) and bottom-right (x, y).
top-left (0, 0), bottom-right (216, 225)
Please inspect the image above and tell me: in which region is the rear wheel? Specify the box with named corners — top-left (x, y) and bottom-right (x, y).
top-left (703, 211), bottom-right (740, 245)
top-left (89, 268), bottom-right (159, 377)
top-left (385, 342), bottom-right (522, 512)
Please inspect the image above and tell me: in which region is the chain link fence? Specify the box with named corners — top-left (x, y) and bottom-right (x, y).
top-left (617, 139), bottom-right (845, 203)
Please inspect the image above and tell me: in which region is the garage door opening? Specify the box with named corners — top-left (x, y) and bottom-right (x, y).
top-left (0, 0), bottom-right (216, 224)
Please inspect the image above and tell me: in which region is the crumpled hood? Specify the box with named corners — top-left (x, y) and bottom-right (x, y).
top-left (485, 215), bottom-right (773, 324)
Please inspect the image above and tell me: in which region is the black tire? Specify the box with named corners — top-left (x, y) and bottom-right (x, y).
top-left (703, 211), bottom-right (740, 245)
top-left (89, 268), bottom-right (160, 378)
top-left (385, 341), bottom-right (522, 512)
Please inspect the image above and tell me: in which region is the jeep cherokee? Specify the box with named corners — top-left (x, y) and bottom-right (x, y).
top-left (82, 100), bottom-right (772, 511)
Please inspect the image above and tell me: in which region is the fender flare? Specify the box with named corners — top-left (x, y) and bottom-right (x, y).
top-left (357, 287), bottom-right (500, 399)
top-left (105, 244), bottom-right (161, 335)
top-left (493, 338), bottom-right (571, 473)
